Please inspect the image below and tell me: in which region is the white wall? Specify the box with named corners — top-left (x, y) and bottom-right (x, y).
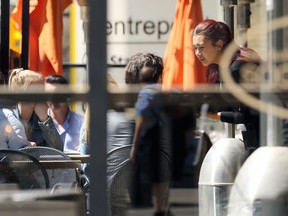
top-left (202, 0), bottom-right (223, 20)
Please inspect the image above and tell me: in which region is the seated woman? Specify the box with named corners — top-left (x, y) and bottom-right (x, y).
top-left (79, 73), bottom-right (135, 216)
top-left (79, 73), bottom-right (134, 168)
top-left (1, 68), bottom-right (63, 151)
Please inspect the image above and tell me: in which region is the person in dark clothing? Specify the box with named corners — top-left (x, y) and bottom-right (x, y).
top-left (125, 52), bottom-right (173, 216)
top-left (192, 19), bottom-right (261, 151)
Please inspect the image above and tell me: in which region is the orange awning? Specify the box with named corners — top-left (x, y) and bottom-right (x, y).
top-left (11, 0), bottom-right (72, 77)
top-left (163, 0), bottom-right (206, 91)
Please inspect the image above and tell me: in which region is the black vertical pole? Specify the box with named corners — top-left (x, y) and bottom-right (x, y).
top-left (223, 7), bottom-right (235, 37)
top-left (260, 0), bottom-right (284, 147)
top-left (220, 0), bottom-right (238, 38)
top-left (220, 0), bottom-right (238, 137)
top-left (0, 0), bottom-right (10, 83)
top-left (88, 0), bottom-right (108, 215)
top-left (21, 0), bottom-right (30, 69)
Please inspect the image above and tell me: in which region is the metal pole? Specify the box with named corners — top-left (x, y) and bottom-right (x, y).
top-left (21, 0), bottom-right (30, 69)
top-left (261, 0), bottom-right (284, 147)
top-left (220, 0), bottom-right (238, 138)
top-left (220, 0), bottom-right (238, 38)
top-left (237, 3), bottom-right (250, 47)
top-left (236, 0), bottom-right (255, 47)
top-left (0, 0), bottom-right (10, 83)
top-left (88, 0), bottom-right (108, 215)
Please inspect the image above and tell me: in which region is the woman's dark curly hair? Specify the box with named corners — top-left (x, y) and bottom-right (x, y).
top-left (124, 52), bottom-right (163, 84)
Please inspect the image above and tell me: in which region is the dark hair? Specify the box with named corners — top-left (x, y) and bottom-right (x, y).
top-left (124, 52), bottom-right (163, 84)
top-left (194, 19), bottom-right (261, 84)
top-left (193, 19), bottom-right (233, 49)
top-left (45, 74), bottom-right (68, 85)
top-left (206, 64), bottom-right (221, 84)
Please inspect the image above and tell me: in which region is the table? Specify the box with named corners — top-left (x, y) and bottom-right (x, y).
top-left (4, 160), bottom-right (82, 169)
top-left (39, 160), bottom-right (82, 169)
top-left (66, 155), bottom-right (90, 163)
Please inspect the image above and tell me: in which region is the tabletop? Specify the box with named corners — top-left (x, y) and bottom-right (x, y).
top-left (66, 154), bottom-right (90, 163)
top-left (1, 159), bottom-right (82, 170)
top-left (39, 160), bottom-right (82, 169)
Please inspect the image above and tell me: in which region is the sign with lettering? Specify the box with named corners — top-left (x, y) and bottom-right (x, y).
top-left (107, 0), bottom-right (176, 65)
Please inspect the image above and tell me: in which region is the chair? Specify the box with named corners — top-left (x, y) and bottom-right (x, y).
top-left (107, 146), bottom-right (133, 216)
top-left (19, 146), bottom-right (90, 215)
top-left (19, 146), bottom-right (79, 191)
top-left (0, 149), bottom-right (49, 189)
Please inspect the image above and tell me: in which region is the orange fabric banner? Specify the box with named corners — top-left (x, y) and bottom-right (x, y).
top-left (11, 0), bottom-right (72, 77)
top-left (163, 0), bottom-right (206, 91)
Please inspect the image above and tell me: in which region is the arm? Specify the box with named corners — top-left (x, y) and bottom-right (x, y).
top-left (7, 122), bottom-right (31, 150)
top-left (1, 108), bottom-right (31, 149)
top-left (34, 102), bottom-right (63, 151)
top-left (79, 124), bottom-right (89, 173)
top-left (38, 116), bottom-right (64, 151)
top-left (79, 124), bottom-right (89, 155)
top-left (131, 87), bottom-right (153, 161)
top-left (130, 115), bottom-right (145, 161)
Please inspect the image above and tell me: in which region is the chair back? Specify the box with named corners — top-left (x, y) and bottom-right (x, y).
top-left (19, 146), bottom-right (78, 190)
top-left (0, 149), bottom-right (49, 189)
top-left (107, 146), bottom-right (133, 215)
top-left (107, 146), bottom-right (132, 188)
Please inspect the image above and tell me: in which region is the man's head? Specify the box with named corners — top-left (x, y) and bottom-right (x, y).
top-left (45, 74), bottom-right (68, 85)
top-left (124, 52), bottom-right (163, 84)
top-left (45, 75), bottom-right (69, 112)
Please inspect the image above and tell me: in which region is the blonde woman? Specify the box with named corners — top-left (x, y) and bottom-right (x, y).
top-left (79, 73), bottom-right (134, 165)
top-left (2, 68), bottom-right (63, 150)
top-left (79, 73), bottom-right (135, 216)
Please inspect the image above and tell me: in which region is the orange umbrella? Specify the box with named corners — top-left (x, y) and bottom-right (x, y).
top-left (11, 0), bottom-right (72, 77)
top-left (163, 0), bottom-right (206, 91)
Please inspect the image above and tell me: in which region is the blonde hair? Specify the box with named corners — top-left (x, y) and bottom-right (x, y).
top-left (9, 68), bottom-right (43, 91)
top-left (107, 73), bottom-right (118, 89)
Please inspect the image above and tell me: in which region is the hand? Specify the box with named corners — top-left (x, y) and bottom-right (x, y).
top-left (34, 102), bottom-right (49, 121)
top-left (30, 142), bottom-right (37, 146)
top-left (205, 112), bottom-right (221, 120)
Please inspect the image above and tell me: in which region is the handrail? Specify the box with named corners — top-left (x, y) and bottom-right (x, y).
top-left (63, 63), bottom-right (126, 68)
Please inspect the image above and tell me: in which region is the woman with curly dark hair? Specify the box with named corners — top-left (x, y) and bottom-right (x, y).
top-left (125, 52), bottom-right (174, 216)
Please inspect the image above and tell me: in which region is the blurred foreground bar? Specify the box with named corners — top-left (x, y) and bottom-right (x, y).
top-left (0, 189), bottom-right (85, 216)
